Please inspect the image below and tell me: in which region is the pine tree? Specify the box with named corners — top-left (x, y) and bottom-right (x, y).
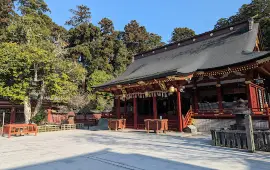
top-left (65, 5), bottom-right (91, 27)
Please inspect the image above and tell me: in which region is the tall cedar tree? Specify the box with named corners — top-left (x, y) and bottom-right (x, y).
top-left (123, 20), bottom-right (164, 56)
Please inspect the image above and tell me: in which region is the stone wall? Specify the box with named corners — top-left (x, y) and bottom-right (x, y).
top-left (194, 119), bottom-right (269, 132)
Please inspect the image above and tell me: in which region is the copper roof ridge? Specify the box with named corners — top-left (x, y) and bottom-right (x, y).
top-left (134, 20), bottom-right (250, 59)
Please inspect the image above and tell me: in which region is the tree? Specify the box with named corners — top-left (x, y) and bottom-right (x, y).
top-left (16, 0), bottom-right (50, 14)
top-left (214, 0), bottom-right (270, 49)
top-left (0, 0), bottom-right (15, 42)
top-left (65, 5), bottom-right (91, 27)
top-left (170, 27), bottom-right (196, 43)
top-left (123, 20), bottom-right (149, 55)
top-left (0, 4), bottom-right (86, 123)
top-left (123, 20), bottom-right (164, 56)
top-left (99, 17), bottom-right (114, 35)
top-left (147, 33), bottom-right (165, 49)
top-left (0, 0), bottom-right (14, 29)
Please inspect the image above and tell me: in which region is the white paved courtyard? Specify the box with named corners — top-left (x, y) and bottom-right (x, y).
top-left (0, 130), bottom-right (270, 170)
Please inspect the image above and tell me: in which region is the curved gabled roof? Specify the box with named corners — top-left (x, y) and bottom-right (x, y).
top-left (96, 21), bottom-right (269, 89)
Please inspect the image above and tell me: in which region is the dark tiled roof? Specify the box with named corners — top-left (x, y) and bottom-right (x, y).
top-left (96, 21), bottom-right (269, 89)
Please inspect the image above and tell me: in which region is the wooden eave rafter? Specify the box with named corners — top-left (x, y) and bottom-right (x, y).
top-left (257, 66), bottom-right (270, 77)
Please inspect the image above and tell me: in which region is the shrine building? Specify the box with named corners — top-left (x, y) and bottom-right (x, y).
top-left (95, 19), bottom-right (270, 132)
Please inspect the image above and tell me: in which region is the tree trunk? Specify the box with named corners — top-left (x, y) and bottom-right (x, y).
top-left (24, 96), bottom-right (31, 124)
top-left (33, 82), bottom-right (46, 117)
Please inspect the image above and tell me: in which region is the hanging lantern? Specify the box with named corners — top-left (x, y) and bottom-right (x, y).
top-left (168, 86), bottom-right (175, 93)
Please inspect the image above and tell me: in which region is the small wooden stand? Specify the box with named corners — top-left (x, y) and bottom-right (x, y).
top-left (108, 119), bottom-right (126, 131)
top-left (144, 119), bottom-right (168, 134)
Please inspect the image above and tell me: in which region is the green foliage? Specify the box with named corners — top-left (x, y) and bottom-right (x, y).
top-left (99, 18), bottom-right (114, 35)
top-left (170, 27), bottom-right (196, 43)
top-left (16, 0), bottom-right (50, 14)
top-left (0, 0), bottom-right (14, 29)
top-left (0, 0), bottom-right (86, 109)
top-left (123, 20), bottom-right (164, 56)
top-left (214, 0), bottom-right (270, 49)
top-left (31, 108), bottom-right (46, 124)
top-left (87, 70), bottom-right (113, 92)
top-left (87, 70), bottom-right (114, 112)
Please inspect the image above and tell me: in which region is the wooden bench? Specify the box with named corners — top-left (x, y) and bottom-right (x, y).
top-left (2, 124), bottom-right (37, 138)
top-left (144, 119), bottom-right (168, 134)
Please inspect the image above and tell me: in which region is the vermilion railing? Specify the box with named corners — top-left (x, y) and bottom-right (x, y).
top-left (2, 124), bottom-right (37, 138)
top-left (183, 109), bottom-right (193, 128)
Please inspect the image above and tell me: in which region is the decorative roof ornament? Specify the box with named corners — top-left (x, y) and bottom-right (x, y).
top-left (116, 85), bottom-right (122, 89)
top-left (159, 82), bottom-right (167, 91)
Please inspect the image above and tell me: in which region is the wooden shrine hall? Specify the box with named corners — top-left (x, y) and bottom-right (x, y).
top-left (95, 19), bottom-right (270, 132)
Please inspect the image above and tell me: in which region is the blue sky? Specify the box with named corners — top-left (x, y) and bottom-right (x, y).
top-left (45, 0), bottom-right (251, 42)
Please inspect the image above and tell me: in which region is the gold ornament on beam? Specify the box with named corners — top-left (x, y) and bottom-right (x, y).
top-left (159, 82), bottom-right (167, 91)
top-left (116, 85), bottom-right (122, 89)
top-left (137, 81), bottom-right (146, 86)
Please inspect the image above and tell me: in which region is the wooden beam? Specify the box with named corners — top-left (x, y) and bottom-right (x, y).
top-left (257, 66), bottom-right (270, 76)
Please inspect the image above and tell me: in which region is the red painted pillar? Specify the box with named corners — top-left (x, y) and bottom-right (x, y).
top-left (10, 107), bottom-right (16, 124)
top-left (47, 108), bottom-right (53, 123)
top-left (153, 96), bottom-right (157, 119)
top-left (133, 98), bottom-right (137, 129)
top-left (116, 97), bottom-right (121, 119)
top-left (177, 89), bottom-right (183, 132)
top-left (216, 84), bottom-right (223, 113)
